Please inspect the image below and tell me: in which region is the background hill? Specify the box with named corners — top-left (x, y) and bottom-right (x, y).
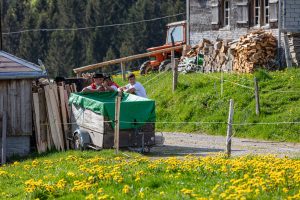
top-left (2, 0), bottom-right (185, 77)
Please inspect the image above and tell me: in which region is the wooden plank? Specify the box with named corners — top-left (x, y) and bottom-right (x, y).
top-left (33, 93), bottom-right (41, 153)
top-left (52, 84), bottom-right (60, 106)
top-left (39, 87), bottom-right (53, 150)
top-left (33, 90), bottom-right (48, 153)
top-left (21, 80), bottom-right (32, 136)
top-left (73, 45), bottom-right (184, 73)
top-left (48, 86), bottom-right (65, 151)
top-left (7, 80), bottom-right (17, 136)
top-left (70, 85), bottom-right (74, 93)
top-left (1, 111), bottom-right (7, 164)
top-left (72, 83), bottom-right (77, 93)
top-left (65, 84), bottom-right (71, 97)
top-left (64, 89), bottom-right (71, 122)
top-left (59, 86), bottom-right (69, 150)
top-left (44, 85), bottom-right (60, 150)
top-left (38, 88), bottom-right (50, 151)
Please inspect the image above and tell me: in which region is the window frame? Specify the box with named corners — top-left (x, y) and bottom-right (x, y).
top-left (251, 0), bottom-right (270, 27)
top-left (264, 0), bottom-right (270, 25)
top-left (254, 0), bottom-right (261, 26)
top-left (224, 0), bottom-right (230, 27)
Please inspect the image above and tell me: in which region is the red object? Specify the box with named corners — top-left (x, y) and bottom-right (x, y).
top-left (90, 83), bottom-right (97, 90)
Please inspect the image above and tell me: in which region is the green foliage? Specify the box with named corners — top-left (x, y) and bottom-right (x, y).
top-left (115, 69), bottom-right (300, 142)
top-left (254, 69), bottom-right (273, 81)
top-left (2, 0), bottom-right (185, 77)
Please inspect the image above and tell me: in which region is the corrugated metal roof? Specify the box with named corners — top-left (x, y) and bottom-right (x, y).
top-left (0, 51), bottom-right (45, 79)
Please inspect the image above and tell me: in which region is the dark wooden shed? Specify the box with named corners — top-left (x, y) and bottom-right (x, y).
top-left (0, 51), bottom-right (44, 163)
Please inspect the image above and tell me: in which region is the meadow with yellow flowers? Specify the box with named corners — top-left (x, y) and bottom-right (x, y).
top-left (0, 150), bottom-right (299, 199)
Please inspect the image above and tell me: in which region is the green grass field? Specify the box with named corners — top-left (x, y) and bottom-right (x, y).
top-left (0, 151), bottom-right (299, 200)
top-left (115, 68), bottom-right (300, 142)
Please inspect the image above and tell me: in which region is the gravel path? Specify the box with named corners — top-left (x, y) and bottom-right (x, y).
top-left (149, 132), bottom-right (300, 158)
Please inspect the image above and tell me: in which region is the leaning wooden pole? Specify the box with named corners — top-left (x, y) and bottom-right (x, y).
top-left (172, 50), bottom-right (178, 92)
top-left (114, 92), bottom-right (122, 154)
top-left (226, 99), bottom-right (234, 157)
top-left (121, 62), bottom-right (126, 81)
top-left (1, 111), bottom-right (7, 165)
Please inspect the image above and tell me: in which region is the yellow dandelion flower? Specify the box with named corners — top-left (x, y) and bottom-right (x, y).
top-left (67, 172), bottom-right (75, 177)
top-left (85, 194), bottom-right (94, 200)
top-left (122, 185), bottom-right (130, 194)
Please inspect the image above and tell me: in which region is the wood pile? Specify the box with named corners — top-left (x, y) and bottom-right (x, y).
top-left (182, 38), bottom-right (232, 72)
top-left (230, 30), bottom-right (277, 73)
top-left (198, 39), bottom-right (232, 72)
top-left (32, 81), bottom-right (77, 153)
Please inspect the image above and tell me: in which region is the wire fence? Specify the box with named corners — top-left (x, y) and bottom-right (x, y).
top-left (2, 13), bottom-right (185, 35)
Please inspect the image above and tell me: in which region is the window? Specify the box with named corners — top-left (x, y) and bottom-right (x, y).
top-left (224, 0), bottom-right (230, 26)
top-left (166, 25), bottom-right (184, 44)
top-left (264, 0), bottom-right (270, 24)
top-left (254, 0), bottom-right (261, 25)
top-left (252, 0), bottom-right (270, 26)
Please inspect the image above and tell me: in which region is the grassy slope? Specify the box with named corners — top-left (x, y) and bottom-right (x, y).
top-left (115, 68), bottom-right (300, 142)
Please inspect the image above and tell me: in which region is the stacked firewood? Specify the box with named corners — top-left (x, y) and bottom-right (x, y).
top-left (230, 30), bottom-right (277, 73)
top-left (197, 39), bottom-right (232, 72)
top-left (32, 81), bottom-right (78, 153)
top-left (182, 38), bottom-right (232, 72)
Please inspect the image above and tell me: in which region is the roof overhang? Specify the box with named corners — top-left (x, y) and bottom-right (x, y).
top-left (0, 51), bottom-right (46, 79)
top-left (166, 20), bottom-right (186, 27)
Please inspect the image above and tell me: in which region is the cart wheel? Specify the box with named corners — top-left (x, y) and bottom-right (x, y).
top-left (144, 146), bottom-right (151, 153)
top-left (74, 134), bottom-right (84, 151)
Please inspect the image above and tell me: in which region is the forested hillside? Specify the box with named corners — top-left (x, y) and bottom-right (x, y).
top-left (2, 0), bottom-right (185, 77)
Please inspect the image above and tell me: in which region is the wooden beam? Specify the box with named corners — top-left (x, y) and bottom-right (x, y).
top-left (73, 45), bottom-right (184, 74)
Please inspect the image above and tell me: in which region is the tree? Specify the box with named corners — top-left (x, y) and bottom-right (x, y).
top-left (2, 0), bottom-right (186, 77)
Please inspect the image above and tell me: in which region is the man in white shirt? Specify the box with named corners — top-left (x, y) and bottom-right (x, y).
top-left (120, 73), bottom-right (147, 98)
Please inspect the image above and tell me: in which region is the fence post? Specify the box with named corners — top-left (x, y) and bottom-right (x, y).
top-left (114, 92), bottom-right (122, 154)
top-left (172, 50), bottom-right (178, 92)
top-left (1, 111), bottom-right (7, 165)
top-left (220, 72), bottom-right (224, 97)
top-left (254, 77), bottom-right (260, 116)
top-left (121, 62), bottom-right (126, 81)
top-left (226, 99), bottom-right (234, 157)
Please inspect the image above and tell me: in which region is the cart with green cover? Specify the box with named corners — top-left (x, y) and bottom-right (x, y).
top-left (68, 92), bottom-right (156, 152)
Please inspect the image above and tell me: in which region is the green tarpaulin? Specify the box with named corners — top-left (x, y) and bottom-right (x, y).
top-left (69, 92), bottom-right (155, 129)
